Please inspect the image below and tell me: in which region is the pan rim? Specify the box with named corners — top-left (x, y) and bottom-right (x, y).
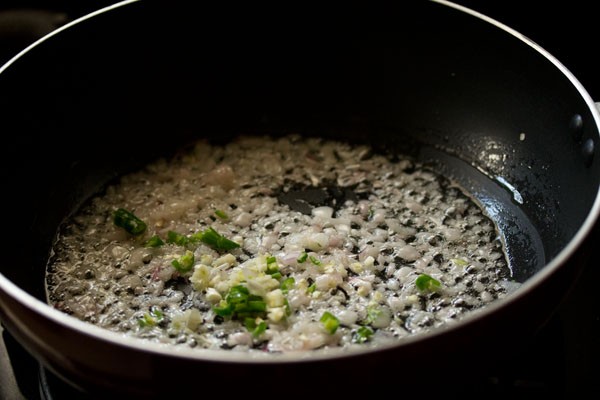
top-left (1, 0), bottom-right (599, 364)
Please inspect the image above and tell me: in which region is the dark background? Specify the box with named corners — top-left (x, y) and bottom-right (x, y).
top-left (0, 1), bottom-right (598, 398)
top-left (1, 0), bottom-right (599, 98)
top-left (458, 0), bottom-right (599, 100)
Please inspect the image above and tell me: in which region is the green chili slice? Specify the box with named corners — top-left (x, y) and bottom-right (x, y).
top-left (144, 235), bottom-right (164, 248)
top-left (171, 250), bottom-right (195, 273)
top-left (320, 311), bottom-right (340, 334)
top-left (214, 210), bottom-right (229, 220)
top-left (192, 227), bottom-right (240, 252)
top-left (167, 231), bottom-right (189, 246)
top-left (309, 255), bottom-right (322, 266)
top-left (415, 273), bottom-right (441, 292)
top-left (281, 277), bottom-right (295, 294)
top-left (137, 307), bottom-right (164, 328)
top-left (113, 208), bottom-right (147, 235)
top-left (353, 326), bottom-right (374, 343)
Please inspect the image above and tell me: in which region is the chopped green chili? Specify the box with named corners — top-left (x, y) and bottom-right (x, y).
top-left (166, 228), bottom-right (239, 253)
top-left (113, 208), bottom-right (147, 235)
top-left (353, 326), bottom-right (374, 343)
top-left (144, 235), bottom-right (164, 248)
top-left (270, 272), bottom-right (282, 280)
top-left (191, 227), bottom-right (240, 252)
top-left (171, 250), bottom-right (195, 273)
top-left (309, 255), bottom-right (322, 266)
top-left (320, 311), bottom-right (340, 334)
top-left (364, 305), bottom-right (382, 325)
top-left (284, 298), bottom-right (292, 316)
top-left (213, 285), bottom-right (267, 322)
top-left (281, 277), bottom-right (295, 294)
top-left (214, 209), bottom-right (229, 220)
top-left (138, 307), bottom-right (164, 328)
top-left (213, 303), bottom-right (233, 317)
top-left (297, 252), bottom-right (308, 263)
top-left (167, 230), bottom-right (189, 246)
top-left (245, 318), bottom-right (267, 337)
top-left (265, 256), bottom-right (282, 279)
top-left (415, 273), bottom-right (441, 292)
top-left (451, 258), bottom-right (469, 266)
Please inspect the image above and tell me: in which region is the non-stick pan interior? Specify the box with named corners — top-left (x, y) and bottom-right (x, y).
top-left (1, 1), bottom-right (598, 301)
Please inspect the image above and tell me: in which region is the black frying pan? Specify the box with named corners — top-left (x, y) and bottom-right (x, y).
top-left (0, 0), bottom-right (599, 397)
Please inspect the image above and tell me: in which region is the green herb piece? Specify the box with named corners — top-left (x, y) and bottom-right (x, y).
top-left (266, 256), bottom-right (277, 265)
top-left (113, 208), bottom-right (147, 235)
top-left (297, 252), bottom-right (308, 263)
top-left (245, 300), bottom-right (267, 313)
top-left (353, 326), bottom-right (374, 343)
top-left (171, 250), bottom-right (195, 273)
top-left (227, 285), bottom-right (249, 302)
top-left (364, 306), bottom-right (382, 325)
top-left (244, 318), bottom-right (267, 337)
top-left (320, 311), bottom-right (340, 334)
top-left (266, 256), bottom-right (279, 274)
top-left (451, 258), bottom-right (469, 266)
top-left (415, 273), bottom-right (441, 292)
top-left (368, 207), bottom-right (375, 220)
top-left (192, 227), bottom-right (240, 252)
top-left (214, 209), bottom-right (229, 220)
top-left (307, 283), bottom-right (317, 293)
top-left (167, 231), bottom-right (189, 246)
top-left (266, 256), bottom-right (279, 276)
top-left (144, 235), bottom-right (164, 248)
top-left (138, 307), bottom-right (164, 328)
top-left (309, 255), bottom-right (322, 266)
top-left (213, 303), bottom-right (233, 317)
top-left (281, 277), bottom-right (295, 294)
top-left (213, 285), bottom-right (267, 321)
top-left (284, 298), bottom-right (292, 316)
top-left (253, 321), bottom-right (267, 336)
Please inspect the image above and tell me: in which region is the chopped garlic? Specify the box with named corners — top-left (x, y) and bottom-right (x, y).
top-left (190, 264), bottom-right (211, 291)
top-left (349, 262), bottom-right (363, 274)
top-left (205, 287), bottom-right (222, 303)
top-left (213, 253), bottom-right (237, 268)
top-left (357, 285), bottom-right (370, 297)
top-left (266, 289), bottom-right (285, 308)
top-left (170, 309), bottom-right (202, 332)
top-left (268, 307), bottom-right (286, 322)
top-left (371, 290), bottom-right (384, 303)
top-left (200, 254), bottom-right (213, 265)
top-left (246, 275), bottom-right (280, 297)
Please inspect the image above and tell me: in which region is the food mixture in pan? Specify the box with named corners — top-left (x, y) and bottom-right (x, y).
top-left (45, 135), bottom-right (518, 353)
